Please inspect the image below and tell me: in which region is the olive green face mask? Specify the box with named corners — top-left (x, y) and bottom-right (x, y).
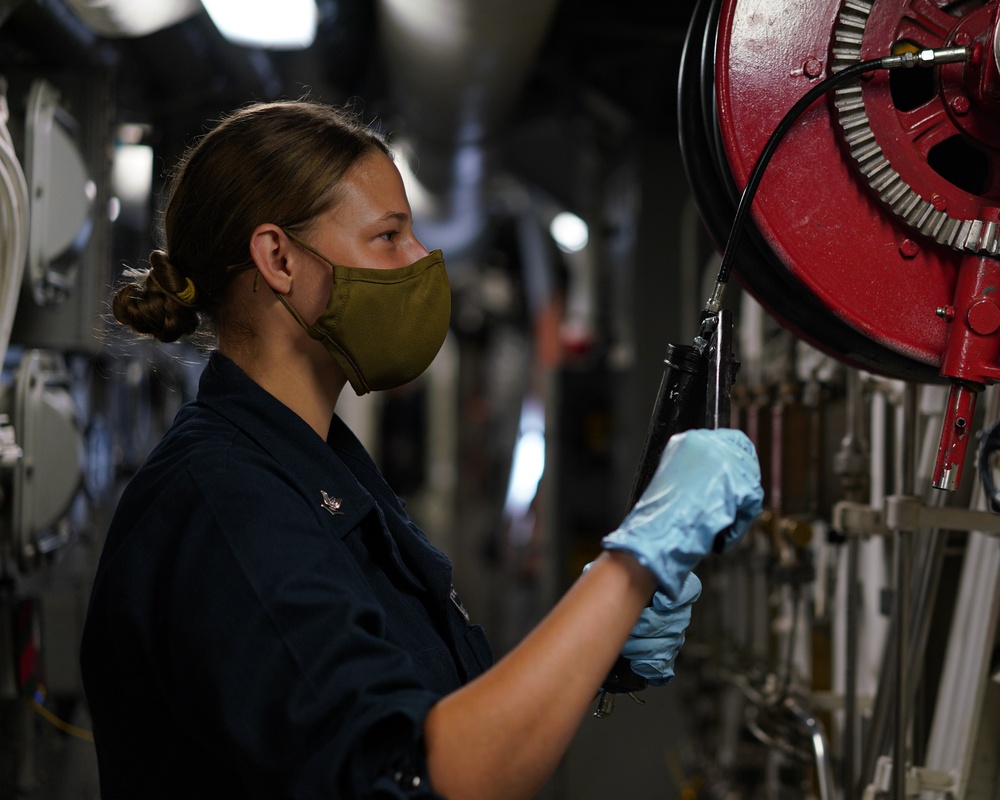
top-left (277, 230), bottom-right (451, 396)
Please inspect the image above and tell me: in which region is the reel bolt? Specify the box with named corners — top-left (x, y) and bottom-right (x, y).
top-left (950, 96), bottom-right (971, 116)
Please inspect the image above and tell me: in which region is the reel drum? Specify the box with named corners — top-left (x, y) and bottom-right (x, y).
top-left (681, 0), bottom-right (1000, 488)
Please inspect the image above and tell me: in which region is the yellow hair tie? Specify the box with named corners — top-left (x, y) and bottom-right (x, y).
top-left (176, 277), bottom-right (198, 306)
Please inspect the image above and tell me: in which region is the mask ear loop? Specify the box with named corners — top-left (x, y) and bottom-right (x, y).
top-left (222, 227), bottom-right (309, 300)
top-left (283, 229), bottom-right (330, 263)
top-left (233, 228), bottom-right (331, 322)
top-left (224, 255), bottom-right (260, 296)
top-left (273, 289), bottom-right (314, 329)
top-left (277, 227), bottom-right (339, 310)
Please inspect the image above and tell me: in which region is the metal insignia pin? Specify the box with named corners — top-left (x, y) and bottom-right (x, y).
top-left (449, 586), bottom-right (470, 622)
top-left (320, 490), bottom-right (344, 516)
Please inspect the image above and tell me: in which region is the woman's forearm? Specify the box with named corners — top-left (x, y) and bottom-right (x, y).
top-left (424, 551), bottom-right (656, 800)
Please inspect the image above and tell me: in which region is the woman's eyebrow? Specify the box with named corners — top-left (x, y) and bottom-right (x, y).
top-left (374, 210), bottom-right (410, 224)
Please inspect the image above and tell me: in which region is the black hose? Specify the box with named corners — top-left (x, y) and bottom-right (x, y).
top-left (713, 58), bottom-right (887, 295)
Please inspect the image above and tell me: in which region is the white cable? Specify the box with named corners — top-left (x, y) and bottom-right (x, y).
top-left (0, 82), bottom-right (29, 367)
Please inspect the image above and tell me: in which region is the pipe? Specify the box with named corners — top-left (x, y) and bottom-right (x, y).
top-left (11, 0), bottom-right (119, 67)
top-left (62, 0), bottom-right (200, 37)
top-left (893, 529), bottom-right (911, 800)
top-left (892, 384), bottom-right (919, 800)
top-left (376, 0), bottom-right (560, 257)
top-left (784, 699), bottom-right (837, 800)
top-left (861, 386), bottom-right (950, 794)
top-left (0, 78), bottom-right (29, 367)
top-left (845, 535), bottom-right (860, 795)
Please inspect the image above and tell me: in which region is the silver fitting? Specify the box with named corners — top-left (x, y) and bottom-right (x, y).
top-left (881, 46), bottom-right (970, 69)
top-left (704, 282), bottom-right (726, 315)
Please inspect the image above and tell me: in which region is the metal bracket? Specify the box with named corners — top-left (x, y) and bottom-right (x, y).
top-left (862, 756), bottom-right (955, 798)
top-left (885, 495), bottom-right (1000, 535)
top-left (0, 415), bottom-right (22, 469)
top-left (833, 496), bottom-right (1000, 537)
top-left (832, 500), bottom-right (889, 538)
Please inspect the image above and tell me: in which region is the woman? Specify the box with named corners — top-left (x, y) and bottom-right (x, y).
top-left (81, 100), bottom-right (763, 799)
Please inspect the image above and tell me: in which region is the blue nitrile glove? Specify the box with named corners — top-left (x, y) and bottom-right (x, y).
top-left (602, 428), bottom-right (763, 599)
top-left (621, 573), bottom-right (702, 686)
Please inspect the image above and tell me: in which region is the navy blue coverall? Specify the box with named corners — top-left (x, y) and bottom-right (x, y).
top-left (81, 352), bottom-right (493, 799)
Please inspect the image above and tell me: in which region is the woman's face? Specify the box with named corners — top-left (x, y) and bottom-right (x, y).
top-left (289, 150), bottom-right (429, 324)
top-left (306, 150), bottom-right (428, 271)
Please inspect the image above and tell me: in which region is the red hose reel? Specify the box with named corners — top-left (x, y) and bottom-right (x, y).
top-left (704, 0), bottom-right (1000, 490)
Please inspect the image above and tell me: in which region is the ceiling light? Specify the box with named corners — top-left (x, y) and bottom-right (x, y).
top-left (200, 0), bottom-right (318, 49)
top-left (549, 211), bottom-right (589, 253)
top-left (112, 143), bottom-right (153, 205)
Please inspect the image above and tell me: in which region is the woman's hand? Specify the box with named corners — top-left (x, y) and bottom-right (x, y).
top-left (621, 573), bottom-right (701, 685)
top-left (602, 428), bottom-right (763, 599)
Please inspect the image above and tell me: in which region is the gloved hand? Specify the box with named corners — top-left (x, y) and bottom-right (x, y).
top-left (602, 428), bottom-right (763, 599)
top-left (622, 573), bottom-right (702, 686)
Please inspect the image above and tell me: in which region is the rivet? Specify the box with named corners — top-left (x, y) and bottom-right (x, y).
top-left (900, 239), bottom-right (920, 258)
top-left (803, 58), bottom-right (824, 79)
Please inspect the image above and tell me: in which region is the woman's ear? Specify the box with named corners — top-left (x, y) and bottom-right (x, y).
top-left (249, 223), bottom-right (293, 294)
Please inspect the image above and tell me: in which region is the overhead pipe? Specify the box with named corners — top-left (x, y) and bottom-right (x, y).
top-left (55, 0), bottom-right (284, 108)
top-left (376, 0), bottom-right (560, 262)
top-left (61, 0), bottom-right (200, 38)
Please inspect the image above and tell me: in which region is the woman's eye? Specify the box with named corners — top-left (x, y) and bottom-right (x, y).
top-left (379, 231), bottom-right (398, 242)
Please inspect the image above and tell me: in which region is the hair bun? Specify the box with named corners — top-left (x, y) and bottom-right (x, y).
top-left (110, 250), bottom-right (201, 342)
top-left (148, 250), bottom-right (198, 307)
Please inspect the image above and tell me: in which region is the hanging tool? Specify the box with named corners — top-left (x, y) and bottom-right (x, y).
top-left (594, 310), bottom-right (735, 717)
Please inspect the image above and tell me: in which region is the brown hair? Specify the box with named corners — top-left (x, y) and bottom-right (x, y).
top-left (111, 100), bottom-right (391, 343)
